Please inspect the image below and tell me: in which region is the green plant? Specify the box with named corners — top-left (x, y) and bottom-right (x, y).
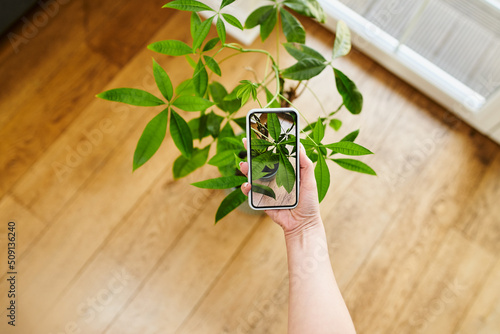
top-left (96, 0), bottom-right (375, 223)
top-left (249, 111), bottom-right (297, 197)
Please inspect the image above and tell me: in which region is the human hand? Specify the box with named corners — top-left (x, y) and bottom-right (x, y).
top-left (240, 138), bottom-right (323, 236)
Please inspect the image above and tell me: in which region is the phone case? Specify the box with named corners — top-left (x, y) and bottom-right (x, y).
top-left (246, 108), bottom-right (300, 210)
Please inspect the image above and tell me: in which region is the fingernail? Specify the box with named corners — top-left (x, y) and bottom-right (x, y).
top-left (239, 161), bottom-right (244, 167)
top-left (242, 182), bottom-right (248, 188)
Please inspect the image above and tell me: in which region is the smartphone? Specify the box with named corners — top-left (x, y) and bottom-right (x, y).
top-left (246, 108), bottom-right (300, 210)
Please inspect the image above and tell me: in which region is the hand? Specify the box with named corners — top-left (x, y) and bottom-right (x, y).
top-left (240, 138), bottom-right (323, 236)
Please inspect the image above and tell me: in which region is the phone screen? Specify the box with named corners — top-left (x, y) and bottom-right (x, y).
top-left (247, 108), bottom-right (299, 209)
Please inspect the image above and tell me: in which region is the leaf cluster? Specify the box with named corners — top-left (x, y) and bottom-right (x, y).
top-left (96, 0), bottom-right (375, 223)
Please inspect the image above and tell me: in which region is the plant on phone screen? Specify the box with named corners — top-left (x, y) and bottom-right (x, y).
top-left (249, 112), bottom-right (297, 196)
top-left (96, 0), bottom-right (376, 223)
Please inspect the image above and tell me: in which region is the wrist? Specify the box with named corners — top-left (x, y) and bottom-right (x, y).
top-left (284, 216), bottom-right (324, 242)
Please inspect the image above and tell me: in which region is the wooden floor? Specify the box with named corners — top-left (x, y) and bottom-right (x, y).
top-left (1, 1), bottom-right (499, 333)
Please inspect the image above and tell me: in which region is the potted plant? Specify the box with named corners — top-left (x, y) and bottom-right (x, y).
top-left (96, 0), bottom-right (376, 223)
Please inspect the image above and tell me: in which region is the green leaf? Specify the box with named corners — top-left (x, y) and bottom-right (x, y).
top-left (152, 59), bottom-right (173, 101)
top-left (173, 95), bottom-right (214, 111)
top-left (208, 149), bottom-right (240, 167)
top-left (217, 122), bottom-right (236, 152)
top-left (203, 55), bottom-right (221, 76)
top-left (220, 0), bottom-right (236, 9)
top-left (260, 7), bottom-right (278, 41)
top-left (97, 88), bottom-right (165, 107)
top-left (185, 55), bottom-right (197, 68)
top-left (283, 0), bottom-right (326, 23)
top-left (198, 113), bottom-right (208, 140)
top-left (251, 138), bottom-right (274, 150)
top-left (170, 109), bottom-right (193, 158)
top-left (341, 129), bottom-right (359, 142)
top-left (252, 150), bottom-right (279, 169)
top-left (314, 152), bottom-right (330, 202)
top-left (245, 5), bottom-right (274, 29)
top-left (329, 119), bottom-right (342, 131)
top-left (251, 184), bottom-right (276, 199)
top-left (209, 81), bottom-right (228, 103)
top-left (233, 117), bottom-right (246, 130)
top-left (192, 175), bottom-right (246, 189)
top-left (193, 16), bottom-right (214, 51)
top-left (334, 68), bottom-right (363, 114)
top-left (206, 111), bottom-right (224, 137)
top-left (281, 58), bottom-right (326, 80)
top-left (332, 20), bottom-right (351, 59)
top-left (215, 188), bottom-right (247, 223)
top-left (188, 111), bottom-right (223, 140)
top-left (163, 0), bottom-right (214, 12)
top-left (302, 118), bottom-right (325, 132)
top-left (331, 158), bottom-right (376, 175)
top-left (203, 37), bottom-right (220, 52)
top-left (190, 12), bottom-right (202, 40)
top-left (210, 82), bottom-right (241, 113)
top-left (175, 79), bottom-right (195, 96)
top-left (220, 136), bottom-right (244, 149)
top-left (188, 117), bottom-right (208, 140)
top-left (133, 108), bottom-right (169, 171)
top-left (276, 150), bottom-right (296, 193)
top-left (323, 141), bottom-right (373, 155)
top-left (313, 119), bottom-right (325, 143)
top-left (300, 137), bottom-right (317, 149)
top-left (216, 123), bottom-right (241, 175)
top-left (280, 9), bottom-right (305, 43)
top-left (236, 81), bottom-right (258, 105)
top-left (265, 87), bottom-right (281, 108)
top-left (148, 40), bottom-right (193, 56)
top-left (221, 13), bottom-right (243, 30)
top-left (216, 18), bottom-right (226, 44)
top-left (193, 60), bottom-right (208, 97)
top-left (267, 112), bottom-right (281, 142)
top-left (173, 145), bottom-right (210, 179)
top-left (283, 42), bottom-right (326, 62)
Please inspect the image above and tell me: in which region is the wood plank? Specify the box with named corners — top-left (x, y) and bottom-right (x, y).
top-left (86, 0), bottom-right (167, 67)
top-left (37, 166), bottom-right (226, 333)
top-left (0, 0), bottom-right (86, 127)
top-left (176, 219), bottom-right (288, 334)
top-left (0, 194), bottom-right (47, 329)
top-left (0, 195), bottom-right (46, 333)
top-left (0, 42), bottom-right (119, 198)
top-left (455, 259), bottom-right (500, 334)
top-left (0, 105), bottom-right (176, 326)
top-left (392, 230), bottom-right (494, 333)
top-left (456, 153), bottom-right (500, 256)
top-left (0, 0), bottom-right (128, 127)
top-left (103, 198), bottom-right (263, 334)
top-left (10, 12), bottom-right (191, 223)
top-left (0, 195), bottom-right (46, 259)
top-left (0, 0), bottom-right (170, 199)
top-left (342, 124), bottom-right (498, 333)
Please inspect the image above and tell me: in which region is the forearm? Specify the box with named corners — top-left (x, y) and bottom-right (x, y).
top-left (285, 220), bottom-right (356, 334)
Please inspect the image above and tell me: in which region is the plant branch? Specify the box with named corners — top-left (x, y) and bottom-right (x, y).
top-left (302, 83), bottom-right (328, 117)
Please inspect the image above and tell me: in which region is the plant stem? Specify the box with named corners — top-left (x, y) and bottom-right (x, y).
top-left (276, 7), bottom-right (280, 66)
top-left (279, 93), bottom-right (312, 128)
top-left (302, 83), bottom-right (328, 117)
top-left (332, 102), bottom-right (344, 115)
